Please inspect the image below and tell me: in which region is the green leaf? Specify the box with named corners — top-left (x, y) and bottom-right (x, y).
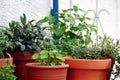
top-left (20, 45), bottom-right (26, 51)
top-left (20, 13), bottom-right (26, 25)
top-left (59, 26), bottom-right (66, 36)
top-left (2, 29), bottom-right (13, 38)
top-left (86, 17), bottom-right (91, 20)
top-left (58, 61), bottom-right (65, 65)
top-left (117, 56), bottom-right (120, 64)
top-left (62, 10), bottom-right (69, 13)
top-left (48, 15), bottom-right (55, 24)
top-left (36, 19), bottom-right (46, 26)
top-left (50, 25), bottom-right (66, 37)
top-left (65, 31), bottom-right (77, 39)
top-left (68, 17), bottom-right (74, 24)
top-left (73, 5), bottom-right (78, 12)
top-left (79, 17), bottom-right (85, 22)
top-left (50, 61), bottom-right (56, 66)
top-left (40, 50), bottom-right (48, 59)
top-left (32, 53), bottom-right (40, 60)
top-left (70, 26), bottom-right (79, 31)
top-left (90, 25), bottom-right (97, 33)
top-left (15, 41), bottom-right (22, 46)
top-left (28, 20), bottom-right (35, 24)
top-left (49, 51), bottom-right (55, 58)
top-left (56, 53), bottom-right (65, 61)
top-left (74, 14), bottom-right (80, 20)
top-left (78, 24), bottom-right (86, 30)
top-left (84, 35), bottom-right (91, 45)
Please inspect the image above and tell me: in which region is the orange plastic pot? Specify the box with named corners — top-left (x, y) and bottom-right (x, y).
top-left (11, 52), bottom-right (33, 80)
top-left (65, 58), bottom-right (114, 80)
top-left (26, 63), bottom-right (69, 80)
top-left (0, 58), bottom-right (13, 66)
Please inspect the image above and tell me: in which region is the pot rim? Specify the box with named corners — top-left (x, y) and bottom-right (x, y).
top-left (0, 57), bottom-right (13, 60)
top-left (65, 58), bottom-right (114, 69)
top-left (66, 58), bottom-right (112, 61)
top-left (26, 63), bottom-right (69, 69)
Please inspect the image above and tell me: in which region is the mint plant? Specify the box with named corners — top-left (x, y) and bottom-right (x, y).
top-left (32, 50), bottom-right (65, 66)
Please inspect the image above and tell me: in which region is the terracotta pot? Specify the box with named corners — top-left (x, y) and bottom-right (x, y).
top-left (26, 63), bottom-right (69, 80)
top-left (65, 58), bottom-right (114, 80)
top-left (11, 52), bottom-right (34, 80)
top-left (65, 55), bottom-right (73, 59)
top-left (0, 58), bottom-right (13, 66)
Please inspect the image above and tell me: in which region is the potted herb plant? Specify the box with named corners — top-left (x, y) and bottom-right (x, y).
top-left (0, 30), bottom-right (16, 80)
top-left (26, 49), bottom-right (69, 80)
top-left (0, 28), bottom-right (13, 66)
top-left (2, 14), bottom-right (46, 80)
top-left (64, 35), bottom-right (119, 80)
top-left (43, 6), bottom-right (120, 80)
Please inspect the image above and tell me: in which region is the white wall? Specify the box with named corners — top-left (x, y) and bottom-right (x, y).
top-left (0, 0), bottom-right (51, 26)
top-left (116, 0), bottom-right (120, 39)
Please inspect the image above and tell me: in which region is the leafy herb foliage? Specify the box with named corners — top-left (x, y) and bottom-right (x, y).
top-left (2, 14), bottom-right (46, 55)
top-left (0, 60), bottom-right (16, 80)
top-left (32, 50), bottom-right (65, 66)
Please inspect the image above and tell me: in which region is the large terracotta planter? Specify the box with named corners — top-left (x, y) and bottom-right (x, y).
top-left (26, 63), bottom-right (69, 80)
top-left (65, 57), bottom-right (114, 80)
top-left (11, 52), bottom-right (33, 80)
top-left (0, 58), bottom-right (13, 66)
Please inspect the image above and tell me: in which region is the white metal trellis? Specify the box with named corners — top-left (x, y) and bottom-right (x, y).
top-left (86, 0), bottom-right (110, 35)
